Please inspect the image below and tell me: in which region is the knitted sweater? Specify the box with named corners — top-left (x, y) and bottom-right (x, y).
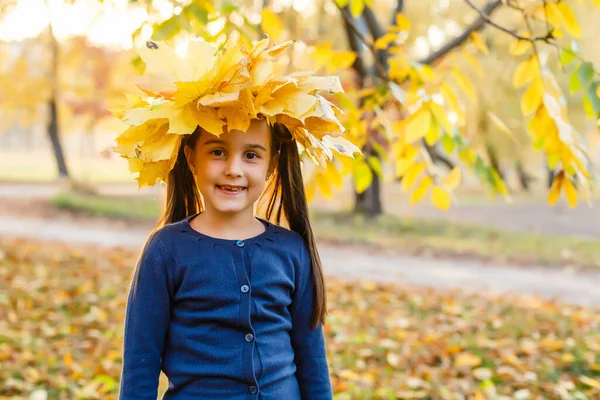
top-left (119, 212), bottom-right (332, 400)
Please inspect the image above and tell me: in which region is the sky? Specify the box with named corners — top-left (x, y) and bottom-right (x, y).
top-left (0, 0), bottom-right (321, 48)
top-left (0, 0), bottom-right (149, 48)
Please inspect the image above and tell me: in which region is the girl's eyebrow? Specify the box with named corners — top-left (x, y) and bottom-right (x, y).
top-left (203, 139), bottom-right (267, 152)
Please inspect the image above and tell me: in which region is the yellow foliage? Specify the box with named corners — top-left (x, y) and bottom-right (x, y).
top-left (405, 107), bottom-right (432, 144)
top-left (470, 32), bottom-right (489, 56)
top-left (452, 67), bottom-right (476, 100)
top-left (463, 52), bottom-right (483, 77)
top-left (432, 186), bottom-right (451, 211)
top-left (401, 162), bottom-right (425, 192)
top-left (260, 9), bottom-right (283, 41)
top-left (556, 2), bottom-right (582, 38)
top-left (310, 42), bottom-right (357, 73)
top-left (410, 176), bottom-right (432, 204)
top-left (509, 39), bottom-right (531, 56)
top-left (429, 102), bottom-right (453, 134)
top-left (393, 13), bottom-right (411, 32)
top-left (513, 56), bottom-right (539, 88)
top-left (562, 177), bottom-right (578, 208)
top-left (375, 33), bottom-right (398, 50)
top-left (443, 167), bottom-right (461, 191)
top-left (521, 76), bottom-right (544, 116)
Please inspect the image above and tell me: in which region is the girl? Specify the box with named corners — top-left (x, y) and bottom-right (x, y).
top-left (111, 35), bottom-right (359, 400)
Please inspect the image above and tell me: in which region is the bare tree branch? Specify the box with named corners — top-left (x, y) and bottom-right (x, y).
top-left (420, 0), bottom-right (503, 65)
top-left (341, 6), bottom-right (370, 80)
top-left (463, 0), bottom-right (552, 41)
top-left (339, 6), bottom-right (389, 80)
top-left (363, 7), bottom-right (389, 71)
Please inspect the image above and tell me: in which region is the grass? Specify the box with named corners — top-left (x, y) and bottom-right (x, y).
top-left (52, 191), bottom-right (163, 221)
top-left (51, 190), bottom-right (600, 269)
top-left (310, 210), bottom-right (600, 269)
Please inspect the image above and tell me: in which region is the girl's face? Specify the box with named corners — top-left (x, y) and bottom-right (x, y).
top-left (185, 119), bottom-right (273, 217)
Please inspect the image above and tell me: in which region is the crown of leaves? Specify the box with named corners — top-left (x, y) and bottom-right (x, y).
top-left (107, 34), bottom-right (361, 188)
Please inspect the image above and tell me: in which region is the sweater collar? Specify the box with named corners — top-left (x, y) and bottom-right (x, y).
top-left (179, 212), bottom-right (277, 245)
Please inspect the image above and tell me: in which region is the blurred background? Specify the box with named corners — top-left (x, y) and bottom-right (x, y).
top-left (1, 0), bottom-right (600, 399)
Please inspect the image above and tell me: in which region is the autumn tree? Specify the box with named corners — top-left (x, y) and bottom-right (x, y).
top-left (122, 0), bottom-right (597, 216)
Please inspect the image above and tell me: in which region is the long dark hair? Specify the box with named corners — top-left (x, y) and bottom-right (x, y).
top-left (149, 122), bottom-right (327, 329)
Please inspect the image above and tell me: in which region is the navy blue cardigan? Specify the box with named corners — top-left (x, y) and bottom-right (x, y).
top-left (119, 212), bottom-right (333, 400)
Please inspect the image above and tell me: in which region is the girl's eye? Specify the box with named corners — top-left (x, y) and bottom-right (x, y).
top-left (210, 149), bottom-right (224, 157)
top-left (245, 152), bottom-right (260, 160)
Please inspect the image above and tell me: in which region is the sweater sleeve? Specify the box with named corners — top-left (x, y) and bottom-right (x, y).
top-left (289, 240), bottom-right (333, 400)
top-left (119, 235), bottom-right (173, 400)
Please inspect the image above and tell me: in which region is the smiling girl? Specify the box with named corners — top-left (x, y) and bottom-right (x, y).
top-left (110, 35), bottom-right (359, 400)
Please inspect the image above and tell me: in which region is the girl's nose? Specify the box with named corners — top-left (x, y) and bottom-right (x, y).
top-left (224, 156), bottom-right (243, 177)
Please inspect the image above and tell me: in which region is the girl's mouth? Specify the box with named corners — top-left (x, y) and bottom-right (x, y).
top-left (217, 185), bottom-right (246, 195)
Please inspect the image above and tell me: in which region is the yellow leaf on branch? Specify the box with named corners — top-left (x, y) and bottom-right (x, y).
top-left (405, 108), bottom-right (432, 144)
top-left (548, 171), bottom-right (563, 205)
top-left (432, 186), bottom-right (452, 210)
top-left (562, 177), bottom-right (578, 208)
top-left (556, 2), bottom-right (582, 38)
top-left (513, 56), bottom-right (539, 88)
top-left (316, 172), bottom-right (332, 199)
top-left (394, 13), bottom-right (411, 31)
top-left (260, 8), bottom-right (283, 40)
top-left (402, 162), bottom-right (425, 192)
top-left (429, 102), bottom-right (453, 134)
top-left (443, 167), bottom-right (461, 191)
top-left (410, 176), bottom-right (432, 204)
top-left (470, 32), bottom-right (488, 55)
top-left (521, 76), bottom-right (544, 115)
top-left (452, 67), bottom-right (476, 100)
top-left (375, 33), bottom-right (398, 50)
top-left (463, 52), bottom-right (483, 77)
top-left (509, 39), bottom-right (531, 56)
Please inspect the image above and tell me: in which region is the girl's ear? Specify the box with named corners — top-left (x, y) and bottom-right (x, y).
top-left (183, 144), bottom-right (195, 174)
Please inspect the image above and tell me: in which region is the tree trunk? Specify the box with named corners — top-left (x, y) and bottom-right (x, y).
top-left (353, 144), bottom-right (383, 216)
top-left (47, 20), bottom-right (69, 178)
top-left (340, 6), bottom-right (383, 217)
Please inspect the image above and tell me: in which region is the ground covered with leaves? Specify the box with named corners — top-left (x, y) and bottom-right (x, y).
top-left (2, 236), bottom-right (600, 399)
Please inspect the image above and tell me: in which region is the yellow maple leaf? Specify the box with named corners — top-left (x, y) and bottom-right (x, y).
top-left (260, 8), bottom-right (283, 41)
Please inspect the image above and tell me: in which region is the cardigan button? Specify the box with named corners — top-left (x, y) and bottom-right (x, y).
top-left (241, 285), bottom-right (250, 293)
top-left (236, 240), bottom-right (245, 247)
top-left (248, 386), bottom-right (258, 394)
top-left (245, 333), bottom-right (254, 342)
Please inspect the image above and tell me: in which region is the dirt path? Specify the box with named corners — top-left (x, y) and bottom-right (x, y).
top-left (2, 182), bottom-right (598, 238)
top-left (2, 213), bottom-right (600, 309)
